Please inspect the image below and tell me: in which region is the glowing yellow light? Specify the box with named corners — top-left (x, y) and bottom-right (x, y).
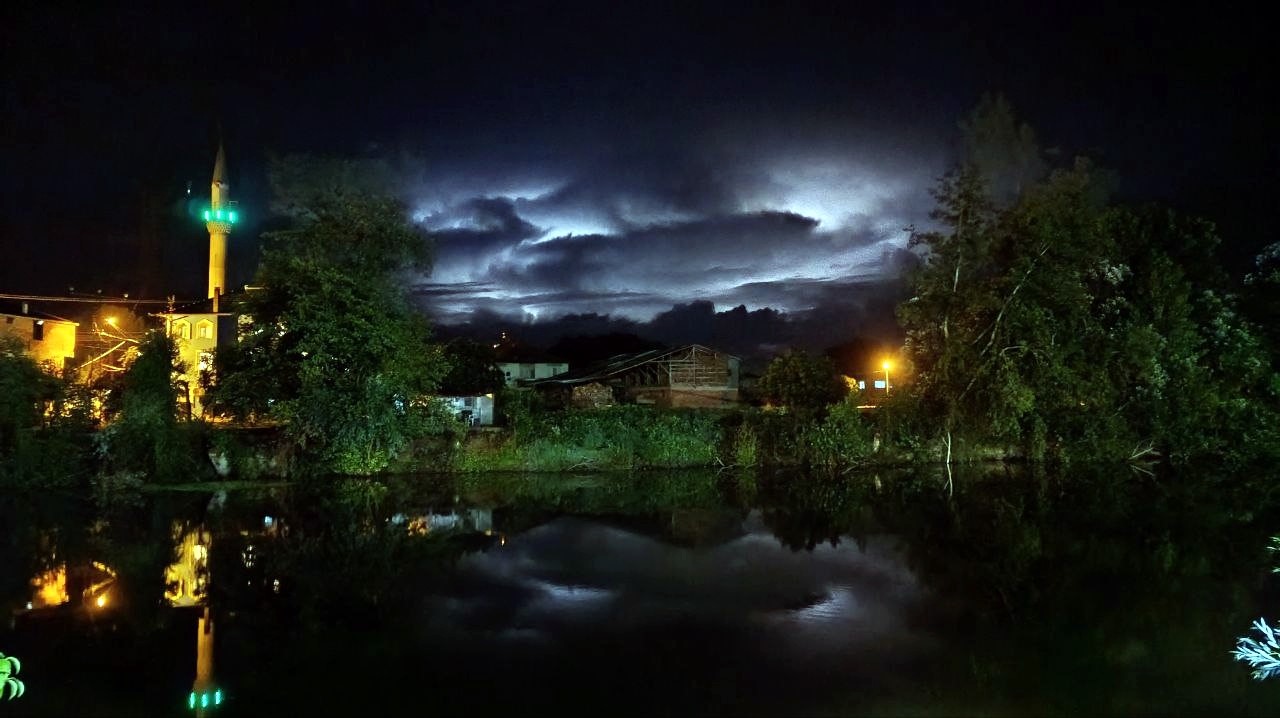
top-left (106, 316), bottom-right (118, 327)
top-left (96, 594), bottom-right (107, 608)
top-left (882, 360), bottom-right (891, 370)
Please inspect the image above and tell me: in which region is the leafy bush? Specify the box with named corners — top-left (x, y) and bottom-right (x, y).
top-left (805, 401), bottom-right (875, 468)
top-left (455, 405), bottom-right (722, 471)
top-left (98, 332), bottom-right (210, 484)
top-left (1, 336), bottom-right (95, 489)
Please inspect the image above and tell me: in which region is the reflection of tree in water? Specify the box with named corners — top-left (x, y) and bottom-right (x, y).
top-left (234, 478), bottom-right (487, 626)
top-left (756, 469), bottom-right (887, 552)
top-left (0, 494), bottom-right (97, 615)
top-left (459, 469), bottom-right (728, 518)
top-left (759, 463), bottom-right (1280, 714)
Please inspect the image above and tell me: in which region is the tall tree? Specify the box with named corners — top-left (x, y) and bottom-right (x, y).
top-left (959, 93), bottom-right (1047, 206)
top-left (208, 158), bottom-right (448, 474)
top-left (100, 331), bottom-right (200, 483)
top-left (438, 339), bottom-right (504, 395)
top-left (903, 102), bottom-right (1278, 464)
top-left (1245, 241), bottom-right (1280, 352)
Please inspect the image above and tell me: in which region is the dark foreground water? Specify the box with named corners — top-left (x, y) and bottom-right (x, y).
top-left (3, 466), bottom-right (1280, 716)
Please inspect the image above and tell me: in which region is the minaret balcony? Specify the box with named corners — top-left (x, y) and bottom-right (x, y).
top-left (202, 208), bottom-right (239, 224)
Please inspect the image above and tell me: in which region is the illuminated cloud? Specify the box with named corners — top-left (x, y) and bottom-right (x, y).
top-left (407, 121), bottom-right (943, 343)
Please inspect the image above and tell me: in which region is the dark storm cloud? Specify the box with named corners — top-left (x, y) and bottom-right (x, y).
top-left (428, 196), bottom-right (543, 270)
top-left (401, 108), bottom-right (945, 347)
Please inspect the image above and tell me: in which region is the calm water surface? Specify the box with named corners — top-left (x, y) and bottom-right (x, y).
top-left (3, 466), bottom-right (1280, 716)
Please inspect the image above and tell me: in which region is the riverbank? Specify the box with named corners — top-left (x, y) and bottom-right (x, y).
top-left (211, 404), bottom-right (965, 479)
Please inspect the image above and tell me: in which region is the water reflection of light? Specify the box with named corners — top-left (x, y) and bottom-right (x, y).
top-left (784, 587), bottom-right (856, 623)
top-left (533, 580), bottom-right (614, 606)
top-left (28, 562), bottom-right (118, 610)
top-left (31, 566), bottom-right (69, 608)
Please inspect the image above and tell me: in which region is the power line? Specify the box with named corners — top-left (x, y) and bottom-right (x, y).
top-left (0, 293), bottom-right (176, 304)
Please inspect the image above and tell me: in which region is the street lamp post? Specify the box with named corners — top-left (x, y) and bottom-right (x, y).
top-left (882, 360), bottom-right (892, 395)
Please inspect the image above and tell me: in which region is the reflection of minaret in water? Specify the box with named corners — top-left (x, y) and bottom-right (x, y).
top-left (189, 606), bottom-right (222, 714)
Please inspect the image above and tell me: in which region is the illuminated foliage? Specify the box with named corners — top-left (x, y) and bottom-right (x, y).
top-left (900, 103), bottom-right (1279, 464)
top-left (0, 335), bottom-right (93, 488)
top-left (0, 651), bottom-right (23, 700)
top-left (1235, 619), bottom-right (1280, 680)
top-left (99, 331), bottom-right (207, 483)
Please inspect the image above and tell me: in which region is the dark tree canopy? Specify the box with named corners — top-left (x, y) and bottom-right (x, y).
top-left (439, 338), bottom-right (505, 395)
top-left (208, 159), bottom-right (448, 474)
top-left (758, 351), bottom-right (847, 415)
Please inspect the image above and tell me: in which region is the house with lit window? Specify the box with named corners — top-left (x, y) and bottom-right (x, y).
top-left (158, 296), bottom-right (238, 414)
top-left (0, 299), bottom-right (77, 372)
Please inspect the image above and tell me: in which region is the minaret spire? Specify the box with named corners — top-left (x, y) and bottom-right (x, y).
top-left (205, 140), bottom-right (233, 300)
top-left (211, 141), bottom-right (227, 205)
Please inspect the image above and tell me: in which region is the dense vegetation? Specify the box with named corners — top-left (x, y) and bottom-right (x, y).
top-left (898, 98), bottom-right (1279, 467)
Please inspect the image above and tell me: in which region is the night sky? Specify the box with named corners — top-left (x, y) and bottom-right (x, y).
top-left (4, 1), bottom-right (1274, 351)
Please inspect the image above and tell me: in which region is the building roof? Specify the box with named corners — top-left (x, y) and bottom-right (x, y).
top-left (496, 351), bottom-right (567, 364)
top-left (0, 299), bottom-right (78, 324)
top-left (530, 344), bottom-right (736, 386)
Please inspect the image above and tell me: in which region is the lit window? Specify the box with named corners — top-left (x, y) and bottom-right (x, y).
top-left (197, 321), bottom-right (213, 339)
top-left (174, 321), bottom-right (191, 340)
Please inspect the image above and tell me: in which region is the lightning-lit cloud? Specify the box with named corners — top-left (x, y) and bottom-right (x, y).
top-left (404, 119), bottom-right (945, 346)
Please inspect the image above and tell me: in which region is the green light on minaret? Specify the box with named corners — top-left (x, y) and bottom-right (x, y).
top-left (228, 211), bottom-right (238, 223)
top-left (188, 692), bottom-right (196, 709)
top-left (203, 210), bottom-right (211, 221)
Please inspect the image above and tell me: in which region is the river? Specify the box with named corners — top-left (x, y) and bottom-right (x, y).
top-left (3, 465), bottom-right (1279, 715)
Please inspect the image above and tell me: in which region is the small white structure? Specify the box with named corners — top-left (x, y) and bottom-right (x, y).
top-left (441, 394), bottom-right (495, 426)
top-left (497, 361), bottom-right (569, 386)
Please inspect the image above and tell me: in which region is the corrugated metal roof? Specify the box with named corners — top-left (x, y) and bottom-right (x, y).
top-left (530, 344), bottom-right (736, 385)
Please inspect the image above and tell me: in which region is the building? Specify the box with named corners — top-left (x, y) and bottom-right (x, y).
top-left (496, 359), bottom-right (570, 386)
top-left (493, 340), bottom-right (569, 386)
top-left (158, 297), bottom-right (237, 415)
top-left (440, 394), bottom-right (496, 426)
top-left (0, 300), bottom-right (77, 372)
top-left (156, 143), bottom-right (240, 416)
top-left (532, 344), bottom-right (740, 408)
